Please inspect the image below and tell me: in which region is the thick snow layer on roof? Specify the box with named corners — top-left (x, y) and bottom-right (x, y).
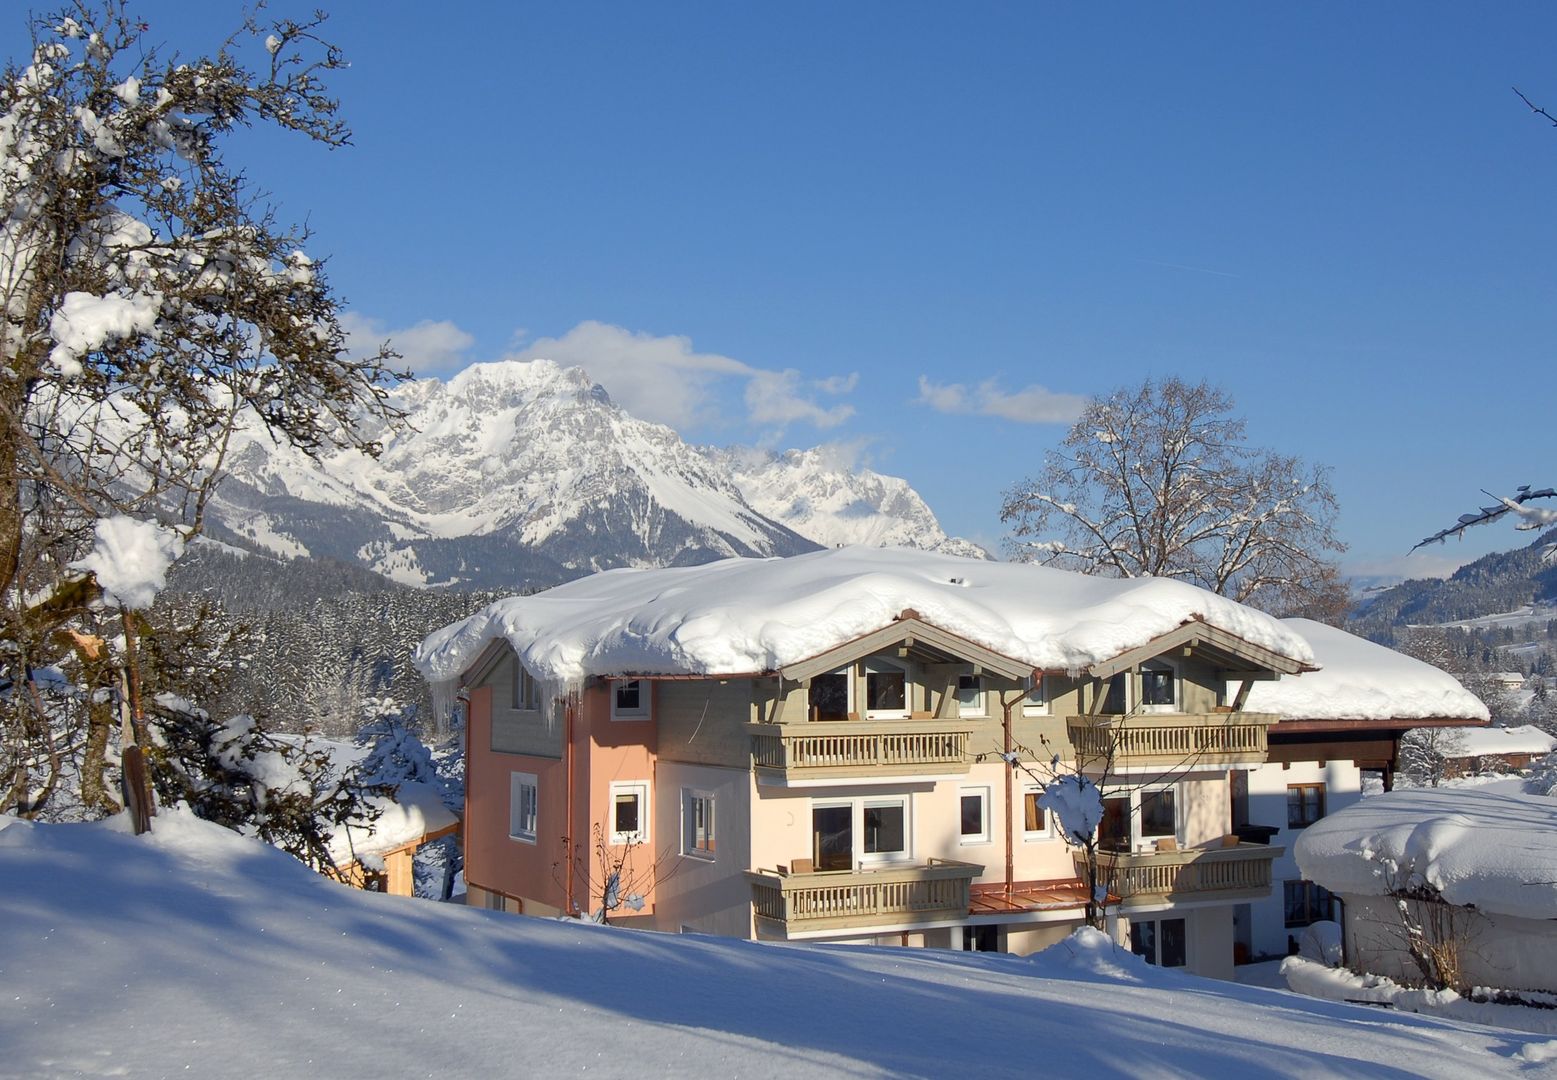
top-left (330, 779), bottom-right (457, 865)
top-left (1245, 619), bottom-right (1489, 722)
top-left (414, 546), bottom-right (1314, 686)
top-left (1295, 787), bottom-right (1557, 921)
top-left (1415, 724), bottom-right (1557, 758)
top-left (1, 809), bottom-right (1549, 1078)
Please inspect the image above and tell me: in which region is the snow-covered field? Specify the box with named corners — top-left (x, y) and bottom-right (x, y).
top-left (3, 811), bottom-right (1555, 1078)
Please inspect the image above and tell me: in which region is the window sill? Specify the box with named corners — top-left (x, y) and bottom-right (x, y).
top-left (509, 833), bottom-right (537, 845)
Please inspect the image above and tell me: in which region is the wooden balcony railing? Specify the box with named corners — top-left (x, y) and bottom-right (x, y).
top-left (1077, 843), bottom-right (1281, 907)
top-left (749, 721), bottom-right (972, 781)
top-left (747, 859), bottom-right (982, 935)
top-left (1066, 712), bottom-right (1274, 772)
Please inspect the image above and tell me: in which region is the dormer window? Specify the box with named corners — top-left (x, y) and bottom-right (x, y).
top-left (513, 662), bottom-right (540, 712)
top-left (1102, 672), bottom-right (1128, 714)
top-left (809, 669), bottom-right (852, 722)
top-left (864, 660), bottom-right (908, 719)
top-left (956, 673), bottom-right (985, 717)
top-left (611, 679), bottom-right (650, 720)
top-left (1140, 660), bottom-right (1178, 712)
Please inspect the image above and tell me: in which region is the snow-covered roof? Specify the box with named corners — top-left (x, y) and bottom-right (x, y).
top-left (1408, 724), bottom-right (1557, 758)
top-left (413, 547), bottom-right (1315, 687)
top-left (1295, 787), bottom-right (1557, 921)
top-left (1244, 619), bottom-right (1489, 723)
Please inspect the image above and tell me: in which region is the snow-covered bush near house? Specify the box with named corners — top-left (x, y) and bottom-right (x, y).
top-left (1296, 920), bottom-right (1343, 967)
top-left (0, 810), bottom-right (1551, 1079)
top-left (1283, 956), bottom-right (1557, 1039)
top-left (1039, 772), bottom-right (1104, 845)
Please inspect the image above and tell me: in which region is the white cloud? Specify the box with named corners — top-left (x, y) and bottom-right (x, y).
top-left (915, 375), bottom-right (1085, 424)
top-left (745, 369), bottom-right (854, 430)
top-left (512, 320), bottom-right (856, 435)
top-left (342, 313), bottom-right (474, 377)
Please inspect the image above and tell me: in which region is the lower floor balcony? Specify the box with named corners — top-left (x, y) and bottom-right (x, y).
top-left (1077, 842), bottom-right (1282, 908)
top-left (747, 859), bottom-right (982, 936)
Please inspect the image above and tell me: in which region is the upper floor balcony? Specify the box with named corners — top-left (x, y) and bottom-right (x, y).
top-left (1077, 841), bottom-right (1282, 909)
top-left (1066, 712), bottom-right (1274, 774)
top-left (747, 858), bottom-right (982, 937)
top-left (749, 720), bottom-right (973, 786)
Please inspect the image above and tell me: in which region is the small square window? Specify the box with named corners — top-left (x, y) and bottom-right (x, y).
top-left (509, 772), bottom-right (538, 843)
top-left (611, 679), bottom-right (650, 720)
top-left (1287, 784), bottom-right (1325, 829)
top-left (1022, 674), bottom-right (1049, 716)
top-left (960, 788), bottom-right (990, 844)
top-left (610, 781), bottom-right (649, 844)
top-left (682, 790), bottom-right (715, 859)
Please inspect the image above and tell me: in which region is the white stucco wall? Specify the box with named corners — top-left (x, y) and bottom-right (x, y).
top-left (1246, 758), bottom-right (1362, 958)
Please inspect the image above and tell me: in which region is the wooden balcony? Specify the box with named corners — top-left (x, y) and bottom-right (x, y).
top-left (747, 859), bottom-right (982, 936)
top-left (749, 721), bottom-right (972, 784)
top-left (1065, 712), bottom-right (1274, 773)
top-left (1077, 843), bottom-right (1282, 908)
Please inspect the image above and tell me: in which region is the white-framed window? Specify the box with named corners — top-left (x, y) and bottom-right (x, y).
top-left (611, 679), bottom-right (651, 721)
top-left (513, 661), bottom-right (540, 711)
top-left (811, 796), bottom-right (913, 870)
top-left (809, 667), bottom-right (853, 722)
top-left (1022, 674), bottom-right (1049, 716)
top-left (1139, 785), bottom-right (1178, 841)
top-left (681, 788), bottom-right (716, 859)
top-left (862, 797), bottom-right (909, 862)
top-left (863, 659), bottom-right (909, 719)
top-left (509, 771), bottom-right (538, 844)
top-left (959, 786), bottom-right (991, 845)
top-left (610, 780), bottom-right (650, 845)
top-left (956, 673), bottom-right (986, 717)
top-left (1139, 659), bottom-right (1179, 713)
top-left (1022, 786), bottom-right (1055, 841)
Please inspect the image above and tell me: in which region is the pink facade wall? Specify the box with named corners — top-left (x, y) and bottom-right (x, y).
top-left (579, 684), bottom-right (660, 914)
top-left (463, 684), bottom-right (572, 913)
top-left (464, 680), bottom-right (662, 917)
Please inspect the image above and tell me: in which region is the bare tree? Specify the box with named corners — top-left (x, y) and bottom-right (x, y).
top-left (0, 2), bottom-right (404, 851)
top-left (1397, 726), bottom-right (1469, 788)
top-left (1000, 378), bottom-right (1345, 618)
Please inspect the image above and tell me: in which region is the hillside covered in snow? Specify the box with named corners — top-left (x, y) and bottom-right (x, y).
top-left (3, 809), bottom-right (1551, 1078)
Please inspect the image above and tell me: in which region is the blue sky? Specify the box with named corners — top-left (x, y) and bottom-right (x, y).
top-left (14, 2), bottom-right (1557, 580)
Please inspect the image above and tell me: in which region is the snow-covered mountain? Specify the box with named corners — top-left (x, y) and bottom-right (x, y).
top-left (206, 359), bottom-right (978, 589)
top-left (707, 447), bottom-right (989, 559)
